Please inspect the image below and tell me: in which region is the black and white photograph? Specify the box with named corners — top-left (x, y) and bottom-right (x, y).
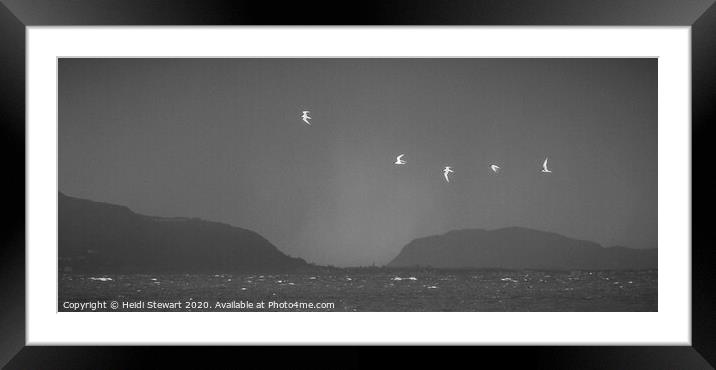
top-left (58, 58), bottom-right (657, 312)
top-left (3, 0), bottom-right (714, 366)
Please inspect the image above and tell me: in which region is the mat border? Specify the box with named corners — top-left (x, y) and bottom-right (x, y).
top-left (1, 1), bottom-right (712, 368)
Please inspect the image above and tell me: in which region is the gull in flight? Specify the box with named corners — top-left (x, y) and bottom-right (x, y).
top-left (443, 166), bottom-right (454, 183)
top-left (301, 110), bottom-right (312, 125)
top-left (541, 157), bottom-right (552, 173)
top-left (490, 164), bottom-right (501, 173)
top-left (394, 154), bottom-right (408, 164)
top-left (394, 154), bottom-right (407, 165)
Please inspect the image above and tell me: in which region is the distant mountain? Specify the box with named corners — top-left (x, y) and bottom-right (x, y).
top-left (387, 227), bottom-right (657, 270)
top-left (59, 192), bottom-right (307, 273)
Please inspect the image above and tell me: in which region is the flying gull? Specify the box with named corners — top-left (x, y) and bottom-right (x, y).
top-left (490, 164), bottom-right (501, 173)
top-left (394, 154), bottom-right (406, 165)
top-left (541, 157), bottom-right (552, 173)
top-left (443, 166), bottom-right (454, 183)
top-left (301, 110), bottom-right (312, 125)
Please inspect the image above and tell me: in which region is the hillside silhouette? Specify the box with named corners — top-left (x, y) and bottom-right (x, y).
top-left (59, 193), bottom-right (657, 272)
top-left (59, 192), bottom-right (307, 273)
top-left (388, 227), bottom-right (656, 270)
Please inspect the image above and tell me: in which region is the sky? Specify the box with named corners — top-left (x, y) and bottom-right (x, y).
top-left (59, 58), bottom-right (657, 266)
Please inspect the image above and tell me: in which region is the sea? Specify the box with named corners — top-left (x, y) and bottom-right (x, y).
top-left (58, 269), bottom-right (657, 312)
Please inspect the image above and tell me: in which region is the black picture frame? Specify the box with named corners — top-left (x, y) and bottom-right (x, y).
top-left (0, 1), bottom-right (712, 368)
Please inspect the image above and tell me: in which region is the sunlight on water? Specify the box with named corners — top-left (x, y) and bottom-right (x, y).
top-left (60, 270), bottom-right (657, 312)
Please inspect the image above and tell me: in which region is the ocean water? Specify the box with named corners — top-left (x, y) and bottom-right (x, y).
top-left (59, 270), bottom-right (657, 312)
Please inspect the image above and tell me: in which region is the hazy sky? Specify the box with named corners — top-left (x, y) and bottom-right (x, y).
top-left (59, 58), bottom-right (657, 266)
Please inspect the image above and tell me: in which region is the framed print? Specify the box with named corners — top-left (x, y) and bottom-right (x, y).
top-left (0, 0), bottom-right (713, 368)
